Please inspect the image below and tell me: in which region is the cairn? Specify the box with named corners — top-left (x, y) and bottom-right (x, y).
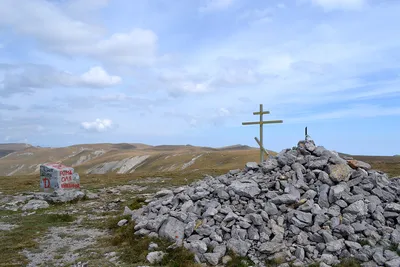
top-left (127, 139), bottom-right (400, 267)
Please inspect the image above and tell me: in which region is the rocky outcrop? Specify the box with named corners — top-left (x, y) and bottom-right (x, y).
top-left (129, 139), bottom-right (400, 266)
top-left (85, 155), bottom-right (150, 174)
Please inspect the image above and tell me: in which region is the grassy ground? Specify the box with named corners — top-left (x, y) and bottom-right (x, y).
top-left (1, 152), bottom-right (399, 195)
top-left (354, 155), bottom-right (400, 177)
top-left (0, 206), bottom-right (76, 266)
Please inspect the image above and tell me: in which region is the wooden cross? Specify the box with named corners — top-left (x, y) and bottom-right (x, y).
top-left (242, 104), bottom-right (283, 163)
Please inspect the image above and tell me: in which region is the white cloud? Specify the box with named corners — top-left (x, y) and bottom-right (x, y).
top-left (199, 0), bottom-right (234, 12)
top-left (64, 0), bottom-right (110, 13)
top-left (277, 3), bottom-right (286, 9)
top-left (308, 0), bottom-right (366, 10)
top-left (158, 69), bottom-right (213, 95)
top-left (0, 102), bottom-right (19, 110)
top-left (81, 66), bottom-right (121, 87)
top-left (0, 0), bottom-right (159, 67)
top-left (1, 0), bottom-right (400, 154)
top-left (81, 118), bottom-right (113, 132)
top-left (0, 64), bottom-right (121, 96)
top-left (212, 58), bottom-right (261, 87)
top-left (0, 0), bottom-right (103, 47)
top-left (189, 119), bottom-right (197, 128)
top-left (218, 108), bottom-right (230, 117)
top-left (237, 8), bottom-right (274, 25)
top-left (286, 104), bottom-right (400, 123)
top-left (99, 93), bottom-right (131, 101)
top-left (90, 29), bottom-right (158, 66)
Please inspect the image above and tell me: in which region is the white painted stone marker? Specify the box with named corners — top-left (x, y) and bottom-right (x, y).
top-left (40, 163), bottom-right (80, 191)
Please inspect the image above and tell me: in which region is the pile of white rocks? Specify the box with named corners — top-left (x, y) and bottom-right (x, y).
top-left (1, 189), bottom-right (96, 212)
top-left (128, 140), bottom-right (400, 267)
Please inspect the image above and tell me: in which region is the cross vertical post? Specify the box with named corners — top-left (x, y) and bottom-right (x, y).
top-left (260, 104), bottom-right (263, 162)
top-left (242, 104), bottom-right (283, 163)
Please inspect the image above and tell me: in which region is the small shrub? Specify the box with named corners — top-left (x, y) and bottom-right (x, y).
top-left (128, 197), bottom-right (146, 210)
top-left (265, 257), bottom-right (285, 266)
top-left (106, 215), bottom-right (130, 231)
top-left (107, 221), bottom-right (200, 267)
top-left (225, 250), bottom-right (254, 267)
top-left (44, 213), bottom-right (75, 223)
top-left (333, 258), bottom-right (361, 267)
top-left (358, 239), bottom-right (369, 246)
top-left (388, 243), bottom-right (400, 256)
top-left (160, 245), bottom-right (199, 267)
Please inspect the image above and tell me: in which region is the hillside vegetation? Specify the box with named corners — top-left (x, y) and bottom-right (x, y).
top-left (0, 143), bottom-right (265, 177)
top-left (0, 142), bottom-right (398, 179)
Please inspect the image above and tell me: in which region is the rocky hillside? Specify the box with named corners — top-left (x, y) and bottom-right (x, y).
top-left (0, 143), bottom-right (267, 177)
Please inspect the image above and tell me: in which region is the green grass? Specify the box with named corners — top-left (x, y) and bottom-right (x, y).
top-left (333, 258), bottom-right (360, 267)
top-left (43, 213), bottom-right (75, 223)
top-left (357, 239), bottom-right (369, 246)
top-left (388, 242), bottom-right (400, 256)
top-left (105, 217), bottom-right (201, 267)
top-left (265, 257), bottom-right (285, 267)
top-left (127, 197), bottom-right (146, 210)
top-left (105, 215), bottom-right (131, 231)
top-left (225, 250), bottom-right (254, 267)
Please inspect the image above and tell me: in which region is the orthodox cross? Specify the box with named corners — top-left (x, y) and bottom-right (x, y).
top-left (242, 104), bottom-right (283, 163)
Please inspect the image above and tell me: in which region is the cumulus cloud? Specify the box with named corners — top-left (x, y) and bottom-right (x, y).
top-left (286, 104), bottom-right (400, 123)
top-left (158, 69), bottom-right (213, 95)
top-left (1, 0), bottom-right (400, 154)
top-left (0, 102), bottom-right (20, 110)
top-left (0, 116), bottom-right (52, 142)
top-left (80, 66), bottom-right (121, 87)
top-left (0, 0), bottom-right (159, 67)
top-left (237, 8), bottom-right (274, 25)
top-left (308, 0), bottom-right (366, 10)
top-left (81, 118), bottom-right (113, 132)
top-left (199, 0), bottom-right (234, 12)
top-left (218, 108), bottom-right (231, 117)
top-left (0, 64), bottom-right (121, 96)
top-left (90, 29), bottom-right (158, 66)
top-left (212, 58), bottom-right (261, 87)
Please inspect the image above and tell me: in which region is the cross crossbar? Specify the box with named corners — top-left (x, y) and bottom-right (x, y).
top-left (253, 111), bottom-right (270, 115)
top-left (242, 120), bottom-right (283, 125)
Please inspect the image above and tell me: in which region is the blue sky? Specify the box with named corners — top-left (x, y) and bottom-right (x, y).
top-left (0, 0), bottom-right (399, 156)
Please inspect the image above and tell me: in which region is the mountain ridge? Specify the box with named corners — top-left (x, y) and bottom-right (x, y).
top-left (1, 142), bottom-right (398, 177)
top-left (0, 142), bottom-right (264, 177)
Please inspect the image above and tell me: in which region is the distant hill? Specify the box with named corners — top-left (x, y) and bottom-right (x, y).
top-left (1, 142), bottom-right (399, 178)
top-left (218, 144), bottom-right (258, 151)
top-left (0, 143), bottom-right (32, 158)
top-left (0, 142), bottom-right (270, 176)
